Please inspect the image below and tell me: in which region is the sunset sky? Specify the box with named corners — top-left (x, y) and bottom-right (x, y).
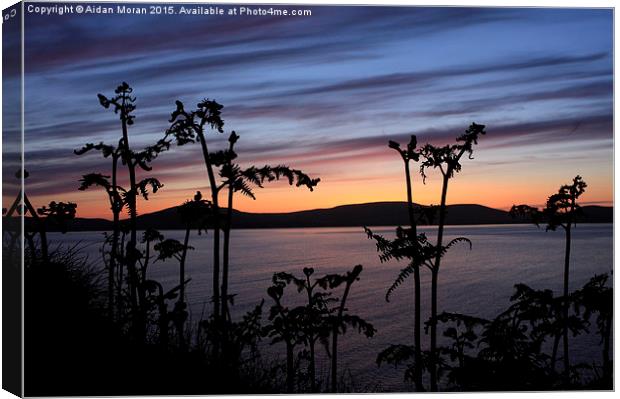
top-left (4, 4), bottom-right (613, 219)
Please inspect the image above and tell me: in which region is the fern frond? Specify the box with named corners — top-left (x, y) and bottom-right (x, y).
top-left (444, 237), bottom-right (472, 252)
top-left (78, 173), bottom-right (111, 191)
top-left (386, 263), bottom-right (417, 302)
top-left (136, 177), bottom-right (164, 200)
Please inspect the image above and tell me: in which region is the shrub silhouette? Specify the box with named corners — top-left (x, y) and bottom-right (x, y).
top-left (572, 274), bottom-right (613, 384)
top-left (429, 312), bottom-right (488, 389)
top-left (319, 264), bottom-right (375, 392)
top-left (263, 276), bottom-right (305, 393)
top-left (264, 266), bottom-right (374, 393)
top-left (403, 274), bottom-right (611, 391)
top-left (269, 267), bottom-right (332, 392)
top-left (150, 238), bottom-right (186, 347)
top-left (198, 301), bottom-right (268, 391)
top-left (510, 175), bottom-right (587, 381)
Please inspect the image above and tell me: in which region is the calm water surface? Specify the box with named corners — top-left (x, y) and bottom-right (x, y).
top-left (50, 224), bottom-right (613, 391)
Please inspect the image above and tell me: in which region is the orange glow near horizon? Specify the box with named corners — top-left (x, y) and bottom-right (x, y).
top-left (15, 168), bottom-right (613, 221)
top-left (10, 135), bottom-right (614, 220)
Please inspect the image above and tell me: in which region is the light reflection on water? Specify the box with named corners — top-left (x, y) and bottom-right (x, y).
top-left (49, 223), bottom-right (613, 391)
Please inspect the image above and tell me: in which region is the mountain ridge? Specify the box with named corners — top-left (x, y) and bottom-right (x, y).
top-left (30, 202), bottom-right (613, 231)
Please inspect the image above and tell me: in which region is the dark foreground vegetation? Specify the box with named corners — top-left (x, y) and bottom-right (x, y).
top-left (3, 83), bottom-right (612, 394)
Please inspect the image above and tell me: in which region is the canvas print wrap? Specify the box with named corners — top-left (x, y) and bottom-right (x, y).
top-left (1, 1), bottom-right (613, 396)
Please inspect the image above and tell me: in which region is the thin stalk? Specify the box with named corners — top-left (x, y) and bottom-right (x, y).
top-left (430, 173), bottom-right (450, 392)
top-left (117, 230), bottom-right (126, 319)
top-left (404, 159), bottom-right (424, 392)
top-left (142, 238), bottom-right (150, 284)
top-left (178, 224), bottom-right (191, 350)
top-left (273, 295), bottom-right (296, 393)
top-left (153, 282), bottom-right (168, 349)
top-left (404, 161), bottom-right (416, 231)
top-left (180, 225), bottom-right (190, 303)
top-left (286, 341), bottom-right (295, 393)
top-left (551, 330), bottom-right (560, 375)
top-left (196, 130), bottom-right (221, 321)
top-left (110, 153), bottom-right (120, 320)
top-left (305, 275), bottom-right (317, 392)
top-left (221, 176), bottom-right (234, 320)
top-left (119, 98), bottom-right (143, 337)
top-left (561, 195), bottom-right (576, 383)
top-left (562, 223), bottom-right (571, 382)
top-left (331, 279), bottom-right (352, 393)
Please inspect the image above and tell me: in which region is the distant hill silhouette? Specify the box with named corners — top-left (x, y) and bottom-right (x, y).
top-left (30, 202), bottom-right (612, 232)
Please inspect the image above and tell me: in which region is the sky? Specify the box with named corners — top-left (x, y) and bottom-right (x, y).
top-left (3, 3), bottom-right (613, 218)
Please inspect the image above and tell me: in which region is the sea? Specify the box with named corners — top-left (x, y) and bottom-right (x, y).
top-left (48, 223), bottom-right (613, 391)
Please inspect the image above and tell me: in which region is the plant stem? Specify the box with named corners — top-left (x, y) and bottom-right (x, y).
top-left (196, 129), bottom-right (221, 323)
top-left (180, 225), bottom-right (190, 304)
top-left (305, 276), bottom-right (317, 392)
top-left (119, 97), bottom-right (144, 340)
top-left (551, 331), bottom-right (560, 375)
top-left (117, 230), bottom-right (125, 320)
top-left (178, 224), bottom-right (191, 351)
top-left (286, 341), bottom-right (295, 393)
top-left (332, 278), bottom-right (352, 393)
top-left (153, 282), bottom-right (168, 349)
top-left (404, 160), bottom-right (424, 392)
top-left (110, 153), bottom-right (120, 320)
top-left (142, 239), bottom-right (150, 284)
top-left (221, 178), bottom-right (234, 320)
top-left (562, 223), bottom-right (571, 383)
top-left (430, 173), bottom-right (450, 392)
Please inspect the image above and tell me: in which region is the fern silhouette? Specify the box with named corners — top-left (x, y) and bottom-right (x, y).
top-left (75, 128), bottom-right (185, 354)
top-left (572, 274), bottom-right (613, 383)
top-left (75, 142), bottom-right (123, 318)
top-left (510, 175), bottom-right (587, 382)
top-left (84, 82), bottom-right (168, 340)
top-left (366, 125), bottom-right (482, 391)
top-left (263, 266), bottom-right (374, 393)
top-left (165, 99), bottom-right (319, 360)
top-left (378, 135), bottom-right (426, 391)
top-left (419, 122), bottom-right (485, 391)
top-left (216, 131), bottom-right (319, 320)
top-left (165, 98), bottom-right (228, 326)
top-left (318, 265), bottom-right (375, 392)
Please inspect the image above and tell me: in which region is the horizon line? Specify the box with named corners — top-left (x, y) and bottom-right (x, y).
top-left (68, 199), bottom-right (615, 221)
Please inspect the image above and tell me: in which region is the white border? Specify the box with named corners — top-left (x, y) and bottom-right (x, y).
top-left (0, 1), bottom-right (616, 399)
